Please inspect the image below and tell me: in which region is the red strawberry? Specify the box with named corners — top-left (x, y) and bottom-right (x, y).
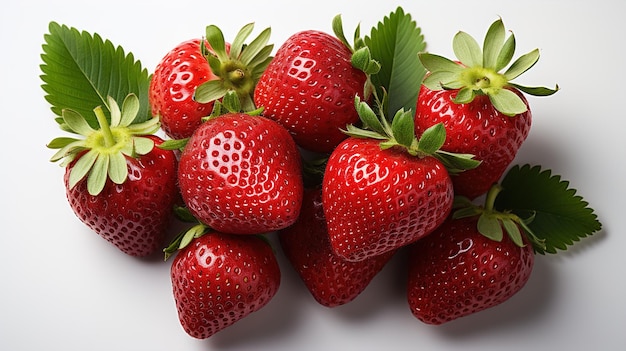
top-left (406, 184), bottom-right (536, 325)
top-left (48, 94), bottom-right (178, 256)
top-left (279, 187), bottom-right (395, 307)
top-left (321, 99), bottom-right (478, 262)
top-left (177, 112), bottom-right (303, 234)
top-left (170, 230), bottom-right (280, 339)
top-left (149, 39), bottom-right (219, 140)
top-left (415, 18), bottom-right (557, 199)
top-left (254, 29), bottom-right (368, 154)
top-left (150, 24), bottom-right (273, 140)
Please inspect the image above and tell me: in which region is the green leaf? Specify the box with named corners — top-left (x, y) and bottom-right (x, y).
top-left (504, 48), bottom-right (540, 81)
top-left (495, 34), bottom-right (516, 72)
top-left (238, 27), bottom-right (272, 66)
top-left (88, 153), bottom-right (109, 195)
top-left (40, 22), bottom-right (151, 128)
top-left (419, 53), bottom-right (463, 74)
top-left (501, 218), bottom-right (524, 247)
top-left (108, 152), bottom-right (128, 184)
top-left (488, 88), bottom-right (528, 116)
top-left (205, 25), bottom-right (228, 61)
top-left (495, 164), bottom-right (603, 254)
top-left (477, 214), bottom-right (503, 241)
top-left (229, 22), bottom-right (255, 60)
top-left (390, 109), bottom-right (415, 147)
top-left (68, 149), bottom-right (98, 189)
top-left (417, 122), bottom-right (445, 154)
top-left (194, 80), bottom-right (229, 103)
top-left (62, 108), bottom-right (96, 136)
top-left (365, 7), bottom-right (426, 118)
top-left (355, 96), bottom-right (385, 134)
top-left (510, 83), bottom-right (559, 97)
top-left (453, 31), bottom-right (482, 67)
top-left (483, 19), bottom-right (505, 70)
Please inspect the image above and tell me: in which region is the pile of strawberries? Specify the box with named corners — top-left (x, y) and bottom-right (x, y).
top-left (44, 7), bottom-right (599, 340)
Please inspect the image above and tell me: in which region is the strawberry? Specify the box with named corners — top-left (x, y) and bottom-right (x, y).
top-left (48, 94), bottom-right (178, 256)
top-left (254, 23), bottom-right (369, 154)
top-left (177, 111), bottom-right (303, 234)
top-left (322, 99), bottom-right (479, 262)
top-left (169, 229), bottom-right (280, 339)
top-left (150, 23), bottom-right (273, 140)
top-left (415, 18), bottom-right (557, 199)
top-left (149, 39), bottom-right (219, 140)
top-left (279, 187), bottom-right (395, 307)
top-left (406, 183), bottom-right (538, 325)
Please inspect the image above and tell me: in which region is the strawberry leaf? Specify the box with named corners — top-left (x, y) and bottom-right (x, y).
top-left (364, 6), bottom-right (426, 118)
top-left (40, 22), bottom-right (151, 128)
top-left (495, 164), bottom-right (603, 254)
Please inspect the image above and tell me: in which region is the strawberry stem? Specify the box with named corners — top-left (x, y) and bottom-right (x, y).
top-left (484, 183), bottom-right (503, 212)
top-left (94, 106), bottom-right (115, 148)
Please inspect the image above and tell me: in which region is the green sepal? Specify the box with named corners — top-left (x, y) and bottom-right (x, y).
top-left (477, 213), bottom-right (503, 241)
top-left (163, 223), bottom-right (209, 261)
top-left (416, 123), bottom-right (445, 154)
top-left (419, 18), bottom-right (557, 115)
top-left (48, 94), bottom-right (159, 196)
top-left (195, 22), bottom-right (273, 111)
top-left (390, 109), bottom-right (415, 148)
top-left (158, 138), bottom-right (189, 151)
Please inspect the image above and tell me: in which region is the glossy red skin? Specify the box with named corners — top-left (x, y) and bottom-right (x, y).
top-left (279, 188), bottom-right (395, 307)
top-left (178, 113), bottom-right (303, 234)
top-left (415, 85), bottom-right (532, 199)
top-left (254, 30), bottom-right (367, 154)
top-left (322, 138), bottom-right (454, 262)
top-left (407, 216), bottom-right (535, 325)
top-left (149, 39), bottom-right (219, 140)
top-left (170, 231), bottom-right (281, 339)
top-left (64, 135), bottom-right (179, 257)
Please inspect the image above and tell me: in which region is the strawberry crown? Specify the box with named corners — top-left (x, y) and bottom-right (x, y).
top-left (47, 94), bottom-right (160, 196)
top-left (419, 18), bottom-right (558, 116)
top-left (193, 23), bottom-right (273, 112)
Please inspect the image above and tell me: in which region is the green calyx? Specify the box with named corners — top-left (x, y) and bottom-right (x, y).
top-left (420, 18), bottom-right (558, 116)
top-left (453, 183), bottom-right (546, 250)
top-left (345, 96), bottom-right (480, 173)
top-left (193, 23), bottom-right (273, 112)
top-left (48, 94), bottom-right (160, 196)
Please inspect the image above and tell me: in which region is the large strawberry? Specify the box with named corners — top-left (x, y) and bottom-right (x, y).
top-left (177, 110), bottom-right (303, 234)
top-left (415, 18), bottom-right (558, 199)
top-left (279, 187), bottom-right (395, 307)
top-left (322, 98), bottom-right (479, 262)
top-left (254, 17), bottom-right (371, 154)
top-left (48, 94), bottom-right (178, 256)
top-left (169, 228), bottom-right (280, 339)
top-left (150, 23), bottom-right (273, 140)
top-left (406, 183), bottom-right (539, 325)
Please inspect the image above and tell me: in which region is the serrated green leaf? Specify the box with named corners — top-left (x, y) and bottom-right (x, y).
top-left (40, 22), bottom-right (151, 127)
top-left (453, 31), bottom-right (482, 68)
top-left (495, 164), bottom-right (603, 254)
top-left (365, 7), bottom-right (426, 118)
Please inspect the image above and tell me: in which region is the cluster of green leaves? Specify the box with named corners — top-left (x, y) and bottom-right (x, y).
top-left (40, 22), bottom-right (151, 129)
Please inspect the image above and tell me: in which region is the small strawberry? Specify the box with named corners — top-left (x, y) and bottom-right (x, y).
top-left (406, 181), bottom-right (543, 325)
top-left (254, 16), bottom-right (372, 154)
top-left (177, 109), bottom-right (303, 235)
top-left (322, 98), bottom-right (479, 262)
top-left (48, 94), bottom-right (179, 256)
top-left (415, 18), bottom-right (558, 199)
top-left (279, 187), bottom-right (395, 307)
top-left (150, 23), bottom-right (273, 139)
top-left (168, 227), bottom-right (280, 339)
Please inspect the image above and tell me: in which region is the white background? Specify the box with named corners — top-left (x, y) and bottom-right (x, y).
top-left (2, 1), bottom-right (625, 350)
